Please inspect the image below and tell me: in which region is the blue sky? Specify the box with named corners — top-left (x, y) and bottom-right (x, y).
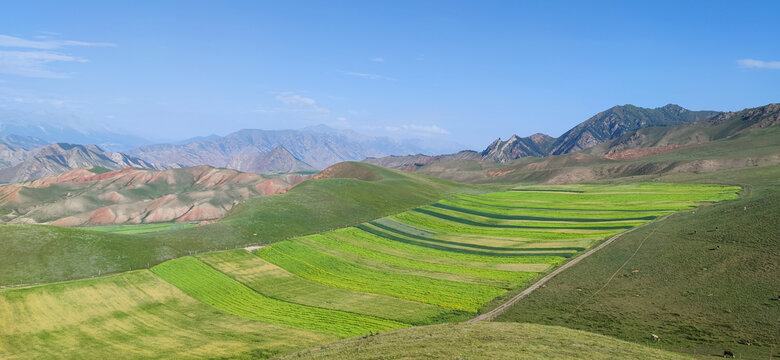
top-left (1, 0), bottom-right (779, 149)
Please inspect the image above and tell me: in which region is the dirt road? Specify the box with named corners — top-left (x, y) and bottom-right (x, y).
top-left (468, 213), bottom-right (674, 322)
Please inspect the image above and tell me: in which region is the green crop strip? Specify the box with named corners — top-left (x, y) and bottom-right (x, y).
top-left (197, 250), bottom-right (459, 325)
top-left (429, 203), bottom-right (660, 222)
top-left (151, 257), bottom-right (407, 337)
top-left (368, 220), bottom-right (586, 254)
top-left (353, 225), bottom-right (568, 263)
top-left (257, 240), bottom-right (506, 312)
top-left (391, 212), bottom-right (619, 240)
top-left (412, 208), bottom-right (640, 230)
top-left (312, 234), bottom-right (535, 289)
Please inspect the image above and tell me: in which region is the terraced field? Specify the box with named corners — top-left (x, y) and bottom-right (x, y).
top-left (236, 183), bottom-right (735, 333)
top-left (0, 182), bottom-right (739, 359)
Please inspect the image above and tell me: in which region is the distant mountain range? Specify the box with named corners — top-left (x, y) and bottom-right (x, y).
top-left (2, 103), bottom-right (770, 184)
top-left (127, 126), bottom-right (460, 170)
top-left (365, 104), bottom-right (723, 168)
top-left (0, 113), bottom-right (151, 152)
top-left (367, 103), bottom-right (780, 183)
top-left (0, 143), bottom-right (154, 184)
top-left (594, 103), bottom-right (779, 158)
top-left (226, 146), bottom-right (316, 174)
top-left (0, 123), bottom-right (465, 183)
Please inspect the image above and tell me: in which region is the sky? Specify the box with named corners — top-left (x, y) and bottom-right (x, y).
top-left (1, 0), bottom-right (779, 149)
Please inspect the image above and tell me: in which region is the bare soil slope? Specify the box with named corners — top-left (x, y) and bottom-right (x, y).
top-left (0, 165), bottom-right (308, 226)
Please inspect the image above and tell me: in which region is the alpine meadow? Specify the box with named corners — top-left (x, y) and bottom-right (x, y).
top-left (1, 1), bottom-right (778, 359)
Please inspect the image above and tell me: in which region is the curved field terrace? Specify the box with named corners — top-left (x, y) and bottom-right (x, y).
top-left (0, 183), bottom-right (739, 359)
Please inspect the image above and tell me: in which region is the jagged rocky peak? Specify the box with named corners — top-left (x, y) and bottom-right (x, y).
top-left (528, 133), bottom-right (554, 144)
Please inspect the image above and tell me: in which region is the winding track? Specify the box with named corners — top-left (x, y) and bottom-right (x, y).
top-left (468, 213), bottom-right (674, 322)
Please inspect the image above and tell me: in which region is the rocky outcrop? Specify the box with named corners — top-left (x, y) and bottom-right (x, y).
top-left (480, 133), bottom-right (555, 162)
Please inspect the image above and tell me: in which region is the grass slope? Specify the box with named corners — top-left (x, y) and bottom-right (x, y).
top-left (197, 250), bottom-right (457, 325)
top-left (0, 270), bottom-right (334, 360)
top-left (493, 165), bottom-right (780, 360)
top-left (0, 181), bottom-right (741, 359)
top-left (279, 322), bottom-right (694, 360)
top-left (0, 162), bottom-right (481, 286)
top-left (150, 257), bottom-right (406, 337)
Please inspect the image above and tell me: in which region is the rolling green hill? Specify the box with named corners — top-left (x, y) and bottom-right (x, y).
top-left (278, 322), bottom-right (695, 360)
top-left (0, 162), bottom-right (482, 286)
top-left (492, 165), bottom-right (780, 360)
top-left (0, 270), bottom-right (335, 359)
top-left (1, 182), bottom-right (737, 359)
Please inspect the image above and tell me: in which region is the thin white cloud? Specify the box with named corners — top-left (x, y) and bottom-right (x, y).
top-left (344, 71), bottom-right (396, 81)
top-left (737, 59), bottom-right (780, 69)
top-left (385, 124), bottom-right (449, 136)
top-left (371, 57), bottom-right (385, 62)
top-left (263, 92), bottom-right (329, 114)
top-left (0, 51), bottom-right (87, 78)
top-left (0, 34), bottom-right (115, 78)
top-left (275, 92), bottom-right (317, 106)
top-left (0, 34), bottom-right (116, 49)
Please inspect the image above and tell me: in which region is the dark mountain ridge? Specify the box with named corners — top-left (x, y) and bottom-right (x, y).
top-left (549, 104), bottom-right (720, 155)
top-left (366, 104), bottom-right (722, 168)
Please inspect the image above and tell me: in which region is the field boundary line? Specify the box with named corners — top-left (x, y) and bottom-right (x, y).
top-left (468, 213), bottom-right (674, 323)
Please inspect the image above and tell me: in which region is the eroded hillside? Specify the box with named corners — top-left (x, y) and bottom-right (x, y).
top-left (0, 165), bottom-right (309, 226)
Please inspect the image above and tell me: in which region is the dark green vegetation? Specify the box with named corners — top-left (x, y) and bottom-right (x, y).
top-left (494, 165), bottom-right (780, 360)
top-left (0, 163), bottom-right (481, 286)
top-left (279, 322), bottom-right (695, 360)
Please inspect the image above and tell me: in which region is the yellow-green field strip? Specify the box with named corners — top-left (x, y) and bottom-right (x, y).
top-left (8, 182), bottom-right (734, 358)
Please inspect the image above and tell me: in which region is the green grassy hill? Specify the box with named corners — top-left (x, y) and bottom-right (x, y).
top-left (0, 162), bottom-right (483, 286)
top-left (492, 165), bottom-right (780, 360)
top-left (0, 270), bottom-right (335, 359)
top-left (0, 182), bottom-right (736, 359)
top-left (278, 322), bottom-right (695, 360)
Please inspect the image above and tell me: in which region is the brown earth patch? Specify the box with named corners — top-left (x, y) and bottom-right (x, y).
top-left (604, 145), bottom-right (684, 161)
